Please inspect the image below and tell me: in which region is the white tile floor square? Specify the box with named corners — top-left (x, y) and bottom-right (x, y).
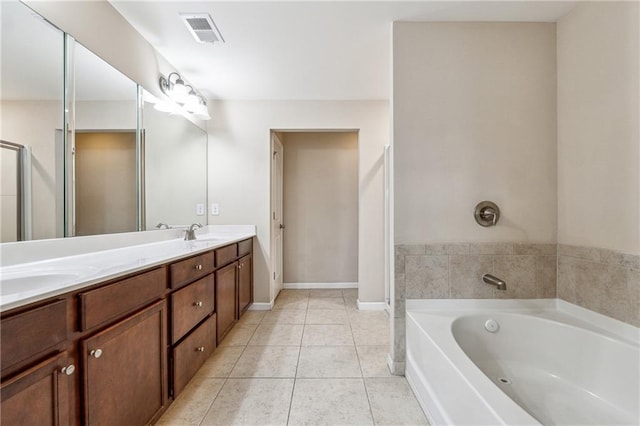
top-left (158, 290), bottom-right (428, 426)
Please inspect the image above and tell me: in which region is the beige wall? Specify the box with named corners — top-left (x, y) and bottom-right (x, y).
top-left (557, 1), bottom-right (640, 255)
top-left (281, 132), bottom-right (358, 283)
top-left (207, 100), bottom-right (389, 304)
top-left (75, 132), bottom-right (137, 236)
top-left (393, 22), bottom-right (557, 245)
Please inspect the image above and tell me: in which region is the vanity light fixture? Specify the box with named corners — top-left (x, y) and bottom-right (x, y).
top-left (193, 103), bottom-right (211, 121)
top-left (158, 72), bottom-right (211, 120)
top-left (159, 72), bottom-right (188, 99)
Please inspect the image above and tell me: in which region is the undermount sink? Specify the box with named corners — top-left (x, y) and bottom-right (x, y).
top-left (1, 266), bottom-right (99, 297)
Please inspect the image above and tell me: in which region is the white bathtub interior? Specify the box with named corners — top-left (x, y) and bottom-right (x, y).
top-left (405, 299), bottom-right (640, 426)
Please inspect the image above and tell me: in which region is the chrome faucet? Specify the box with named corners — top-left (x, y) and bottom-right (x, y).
top-left (185, 223), bottom-right (203, 241)
top-left (482, 273), bottom-right (507, 290)
top-left (155, 222), bottom-right (171, 229)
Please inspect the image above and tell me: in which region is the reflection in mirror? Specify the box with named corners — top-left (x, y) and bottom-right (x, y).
top-left (142, 90), bottom-right (208, 230)
top-left (0, 0), bottom-right (64, 242)
top-left (0, 2), bottom-right (209, 241)
top-left (72, 42), bottom-right (138, 236)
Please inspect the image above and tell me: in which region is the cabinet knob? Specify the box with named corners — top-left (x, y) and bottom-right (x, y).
top-left (196, 346), bottom-right (205, 352)
top-left (195, 264), bottom-right (203, 271)
top-left (90, 349), bottom-right (103, 359)
top-left (194, 301), bottom-right (203, 308)
top-left (61, 364), bottom-right (75, 375)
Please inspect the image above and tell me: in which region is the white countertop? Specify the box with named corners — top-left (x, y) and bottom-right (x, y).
top-left (0, 226), bottom-right (256, 312)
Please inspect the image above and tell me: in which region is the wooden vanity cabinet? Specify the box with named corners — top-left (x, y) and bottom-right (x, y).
top-left (78, 267), bottom-right (166, 331)
top-left (0, 351), bottom-right (74, 426)
top-left (0, 299), bottom-right (68, 377)
top-left (82, 300), bottom-right (167, 425)
top-left (171, 274), bottom-right (215, 344)
top-left (215, 261), bottom-right (238, 344)
top-left (0, 236), bottom-right (254, 424)
top-left (0, 299), bottom-right (73, 426)
top-left (172, 313), bottom-right (216, 396)
top-left (238, 254), bottom-right (253, 314)
top-left (168, 252), bottom-right (217, 398)
top-left (170, 251), bottom-right (215, 290)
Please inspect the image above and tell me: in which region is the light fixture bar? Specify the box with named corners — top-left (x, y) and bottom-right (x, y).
top-left (158, 72), bottom-right (211, 120)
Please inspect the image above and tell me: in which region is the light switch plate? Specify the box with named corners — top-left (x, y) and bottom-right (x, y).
top-left (196, 203), bottom-right (205, 216)
top-left (211, 203), bottom-right (219, 216)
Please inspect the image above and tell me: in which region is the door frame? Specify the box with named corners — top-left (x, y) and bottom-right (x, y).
top-left (270, 132), bottom-right (284, 303)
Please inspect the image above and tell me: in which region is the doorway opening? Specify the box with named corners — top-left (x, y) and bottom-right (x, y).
top-left (74, 130), bottom-right (137, 236)
top-left (271, 130), bottom-right (359, 302)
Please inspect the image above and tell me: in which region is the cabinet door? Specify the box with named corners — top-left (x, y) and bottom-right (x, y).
top-left (1, 352), bottom-right (74, 426)
top-left (215, 262), bottom-right (238, 344)
top-left (238, 254), bottom-right (253, 314)
top-left (82, 301), bottom-right (167, 425)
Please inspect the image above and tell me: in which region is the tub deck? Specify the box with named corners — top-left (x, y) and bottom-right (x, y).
top-left (405, 299), bottom-right (639, 426)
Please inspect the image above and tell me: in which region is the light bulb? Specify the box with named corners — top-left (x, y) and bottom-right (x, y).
top-left (183, 91), bottom-right (200, 112)
top-left (171, 78), bottom-right (189, 103)
top-left (154, 100), bottom-right (180, 113)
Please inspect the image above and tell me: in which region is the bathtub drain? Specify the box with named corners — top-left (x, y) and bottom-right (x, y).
top-left (484, 319), bottom-right (499, 333)
top-left (497, 377), bottom-right (512, 385)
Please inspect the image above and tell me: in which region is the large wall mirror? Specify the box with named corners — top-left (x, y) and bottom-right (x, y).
top-left (0, 0), bottom-right (208, 242)
top-left (72, 41), bottom-right (139, 236)
top-left (1, 0), bottom-right (64, 242)
top-left (142, 91), bottom-right (208, 230)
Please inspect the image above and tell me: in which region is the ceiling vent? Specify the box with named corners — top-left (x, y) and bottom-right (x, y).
top-left (180, 13), bottom-right (224, 44)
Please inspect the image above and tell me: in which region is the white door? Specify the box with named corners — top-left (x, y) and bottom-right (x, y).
top-left (271, 133), bottom-right (284, 300)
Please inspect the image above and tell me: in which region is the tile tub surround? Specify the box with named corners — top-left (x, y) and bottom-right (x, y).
top-left (392, 242), bottom-right (640, 373)
top-left (157, 289), bottom-right (428, 426)
top-left (558, 244), bottom-right (640, 327)
top-left (392, 242), bottom-right (557, 374)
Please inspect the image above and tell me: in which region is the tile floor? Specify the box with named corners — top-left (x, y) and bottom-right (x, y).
top-left (157, 289), bottom-right (429, 426)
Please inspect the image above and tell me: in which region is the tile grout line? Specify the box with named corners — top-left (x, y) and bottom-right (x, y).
top-left (195, 375), bottom-right (228, 426)
top-left (197, 314), bottom-right (265, 425)
top-left (286, 294), bottom-right (309, 425)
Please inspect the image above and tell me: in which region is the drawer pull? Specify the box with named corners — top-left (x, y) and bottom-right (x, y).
top-left (196, 346), bottom-right (205, 352)
top-left (90, 349), bottom-right (103, 359)
top-left (193, 301), bottom-right (203, 308)
top-left (195, 264), bottom-right (203, 271)
top-left (61, 364), bottom-right (76, 375)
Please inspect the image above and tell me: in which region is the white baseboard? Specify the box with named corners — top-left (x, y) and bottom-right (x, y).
top-left (284, 282), bottom-right (357, 289)
top-left (357, 300), bottom-right (388, 311)
top-left (247, 301), bottom-right (274, 311)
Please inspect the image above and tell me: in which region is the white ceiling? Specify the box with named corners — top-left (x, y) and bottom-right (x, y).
top-left (110, 1), bottom-right (576, 101)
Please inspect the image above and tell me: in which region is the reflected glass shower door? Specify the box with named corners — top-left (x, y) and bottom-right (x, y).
top-left (0, 140), bottom-right (32, 242)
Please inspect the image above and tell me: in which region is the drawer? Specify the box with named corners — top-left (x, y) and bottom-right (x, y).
top-left (238, 239), bottom-right (252, 257)
top-left (173, 313), bottom-right (216, 397)
top-left (79, 268), bottom-right (166, 331)
top-left (215, 244), bottom-right (237, 268)
top-left (170, 251), bottom-right (214, 290)
top-left (171, 274), bottom-right (215, 344)
top-left (1, 299), bottom-right (67, 375)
